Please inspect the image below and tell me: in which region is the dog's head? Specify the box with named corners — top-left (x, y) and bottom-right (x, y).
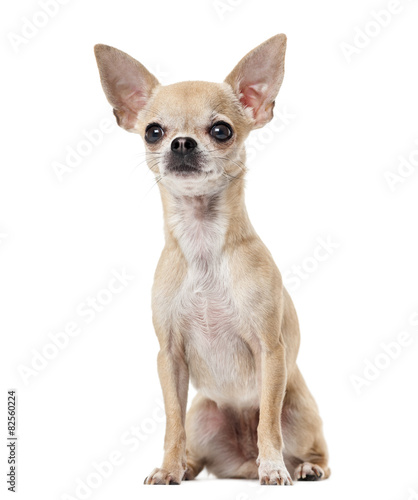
top-left (94, 35), bottom-right (286, 196)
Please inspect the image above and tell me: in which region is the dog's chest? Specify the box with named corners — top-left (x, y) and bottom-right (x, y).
top-left (169, 198), bottom-right (258, 406)
top-left (179, 260), bottom-right (237, 344)
top-left (177, 262), bottom-right (257, 405)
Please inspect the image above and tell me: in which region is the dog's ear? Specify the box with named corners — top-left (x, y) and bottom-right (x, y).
top-left (225, 34), bottom-right (286, 129)
top-left (94, 44), bottom-right (159, 132)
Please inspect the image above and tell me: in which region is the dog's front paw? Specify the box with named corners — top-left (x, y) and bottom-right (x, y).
top-left (294, 462), bottom-right (324, 481)
top-left (144, 466), bottom-right (185, 485)
top-left (258, 459), bottom-right (293, 485)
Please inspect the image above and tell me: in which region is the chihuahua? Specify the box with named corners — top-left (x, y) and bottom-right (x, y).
top-left (94, 34), bottom-right (330, 485)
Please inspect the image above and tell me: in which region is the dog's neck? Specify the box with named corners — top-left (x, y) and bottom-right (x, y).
top-left (159, 177), bottom-right (255, 264)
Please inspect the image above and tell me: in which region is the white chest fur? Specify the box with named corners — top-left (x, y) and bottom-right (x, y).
top-left (168, 195), bottom-right (258, 407)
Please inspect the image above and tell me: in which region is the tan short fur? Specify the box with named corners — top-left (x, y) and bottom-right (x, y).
top-left (94, 34), bottom-right (330, 486)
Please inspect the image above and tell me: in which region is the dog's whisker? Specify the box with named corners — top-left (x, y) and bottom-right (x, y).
top-left (139, 172), bottom-right (167, 202)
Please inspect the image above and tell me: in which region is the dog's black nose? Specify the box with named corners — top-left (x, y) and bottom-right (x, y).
top-left (171, 137), bottom-right (197, 155)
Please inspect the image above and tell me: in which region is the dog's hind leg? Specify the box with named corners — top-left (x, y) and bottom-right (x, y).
top-left (184, 393), bottom-right (210, 480)
top-left (185, 393), bottom-right (260, 479)
top-left (282, 367), bottom-right (330, 482)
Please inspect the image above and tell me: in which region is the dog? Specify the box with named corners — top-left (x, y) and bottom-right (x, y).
top-left (94, 34), bottom-right (330, 485)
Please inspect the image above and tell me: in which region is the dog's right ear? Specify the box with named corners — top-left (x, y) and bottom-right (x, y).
top-left (94, 45), bottom-right (159, 132)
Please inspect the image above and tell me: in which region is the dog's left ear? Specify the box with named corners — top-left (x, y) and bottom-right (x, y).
top-left (94, 44), bottom-right (159, 132)
top-left (225, 34), bottom-right (286, 129)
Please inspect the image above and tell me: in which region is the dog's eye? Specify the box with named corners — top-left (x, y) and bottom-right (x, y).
top-left (210, 122), bottom-right (233, 142)
top-left (145, 124), bottom-right (164, 143)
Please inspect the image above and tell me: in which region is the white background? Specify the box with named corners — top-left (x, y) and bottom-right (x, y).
top-left (1, 0), bottom-right (418, 499)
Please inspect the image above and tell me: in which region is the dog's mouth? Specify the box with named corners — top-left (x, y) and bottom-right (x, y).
top-left (165, 152), bottom-right (204, 176)
top-left (168, 163), bottom-right (201, 175)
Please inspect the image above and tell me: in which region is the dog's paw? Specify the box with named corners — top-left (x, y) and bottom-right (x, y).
top-left (258, 460), bottom-right (293, 485)
top-left (143, 467), bottom-right (184, 485)
top-left (294, 462), bottom-right (324, 481)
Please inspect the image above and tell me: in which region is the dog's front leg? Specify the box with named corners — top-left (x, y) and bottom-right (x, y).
top-left (257, 338), bottom-right (293, 485)
top-left (144, 344), bottom-right (189, 485)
